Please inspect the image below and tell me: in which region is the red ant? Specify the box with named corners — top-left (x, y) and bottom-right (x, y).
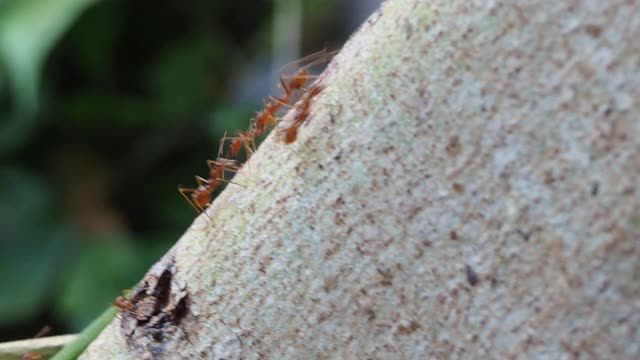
top-left (178, 170), bottom-right (240, 214)
top-left (207, 157), bottom-right (244, 188)
top-left (113, 295), bottom-right (135, 312)
top-left (224, 130), bottom-right (257, 158)
top-left (178, 157), bottom-right (242, 214)
top-left (178, 176), bottom-right (213, 214)
top-left (269, 50), bottom-right (334, 144)
top-left (277, 49), bottom-right (336, 95)
top-left (253, 105), bottom-right (279, 134)
top-left (279, 83), bottom-right (325, 144)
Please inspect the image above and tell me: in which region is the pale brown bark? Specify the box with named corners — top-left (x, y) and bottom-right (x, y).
top-left (81, 0), bottom-right (640, 358)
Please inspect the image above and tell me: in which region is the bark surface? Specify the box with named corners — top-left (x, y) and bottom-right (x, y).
top-left (81, 0), bottom-right (640, 358)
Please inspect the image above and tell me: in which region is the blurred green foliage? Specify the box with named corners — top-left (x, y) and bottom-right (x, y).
top-left (0, 0), bottom-right (359, 342)
top-left (0, 169), bottom-right (70, 324)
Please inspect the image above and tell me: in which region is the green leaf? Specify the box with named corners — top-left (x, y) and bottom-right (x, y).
top-left (0, 0), bottom-right (97, 114)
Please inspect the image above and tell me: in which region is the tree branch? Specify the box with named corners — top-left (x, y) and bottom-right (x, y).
top-left (79, 0), bottom-right (640, 358)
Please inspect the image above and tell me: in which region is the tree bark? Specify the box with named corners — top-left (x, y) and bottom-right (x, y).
top-left (80, 0), bottom-right (640, 358)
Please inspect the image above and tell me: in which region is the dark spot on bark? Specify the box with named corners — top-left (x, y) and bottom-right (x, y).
top-left (446, 135), bottom-right (462, 157)
top-left (381, 145), bottom-right (395, 154)
top-left (604, 107), bottom-right (612, 117)
top-left (449, 230), bottom-right (458, 240)
top-left (622, 186), bottom-right (635, 196)
top-left (584, 24), bottom-right (602, 37)
top-left (119, 256), bottom-right (191, 358)
top-left (367, 10), bottom-right (382, 26)
top-left (366, 308), bottom-right (376, 322)
top-left (407, 205), bottom-right (423, 222)
top-left (544, 170), bottom-right (555, 185)
top-left (323, 275), bottom-right (339, 292)
top-left (591, 182), bottom-right (599, 196)
top-left (377, 268), bottom-right (393, 286)
top-left (397, 320), bottom-right (420, 335)
top-left (465, 264), bottom-right (479, 286)
top-left (324, 242), bottom-right (342, 260)
top-left (317, 312), bottom-right (331, 323)
top-left (452, 182), bottom-right (465, 194)
top-left (404, 19), bottom-right (414, 40)
top-left (153, 270), bottom-right (173, 312)
top-left (451, 288), bottom-right (460, 299)
top-left (516, 229), bottom-right (531, 241)
top-left (252, 240), bottom-right (263, 256)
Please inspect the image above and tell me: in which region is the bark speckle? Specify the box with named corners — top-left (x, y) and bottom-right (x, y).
top-left (446, 135), bottom-right (462, 157)
top-left (465, 264), bottom-right (479, 287)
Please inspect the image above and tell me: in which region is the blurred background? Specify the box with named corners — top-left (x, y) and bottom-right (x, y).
top-left (0, 0), bottom-right (380, 342)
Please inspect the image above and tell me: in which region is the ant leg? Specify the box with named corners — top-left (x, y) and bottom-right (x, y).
top-left (178, 186), bottom-right (203, 214)
top-left (218, 131), bottom-right (228, 158)
top-left (277, 48), bottom-right (337, 74)
top-left (221, 133), bottom-right (252, 158)
top-left (178, 186), bottom-right (214, 223)
top-left (217, 177), bottom-right (245, 188)
top-left (227, 133), bottom-right (256, 156)
top-left (207, 159), bottom-right (241, 172)
top-left (194, 175), bottom-right (210, 186)
top-left (220, 132), bottom-right (237, 157)
top-left (280, 74), bottom-right (320, 82)
top-left (278, 78), bottom-right (290, 99)
top-left (205, 160), bottom-right (245, 187)
top-left (269, 96), bottom-right (293, 108)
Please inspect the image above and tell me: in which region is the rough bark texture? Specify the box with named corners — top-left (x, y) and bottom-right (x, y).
top-left (81, 0), bottom-right (640, 358)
